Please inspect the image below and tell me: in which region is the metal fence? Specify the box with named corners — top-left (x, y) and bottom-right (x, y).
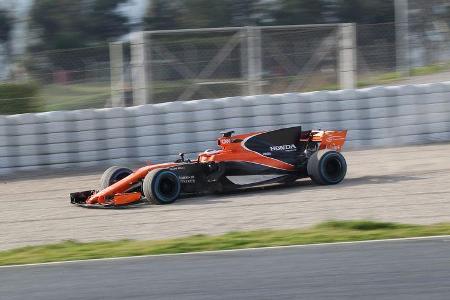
top-left (357, 23), bottom-right (397, 78)
top-left (115, 21), bottom-right (450, 106)
top-left (261, 25), bottom-right (342, 95)
top-left (1, 19), bottom-right (450, 112)
top-left (408, 0), bottom-right (450, 67)
top-left (0, 45), bottom-right (111, 113)
top-left (28, 46), bottom-right (112, 111)
top-left (121, 24), bottom-right (352, 105)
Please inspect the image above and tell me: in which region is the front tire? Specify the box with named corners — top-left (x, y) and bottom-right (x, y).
top-left (307, 150), bottom-right (347, 185)
top-left (143, 169), bottom-right (181, 205)
top-left (100, 166), bottom-right (134, 189)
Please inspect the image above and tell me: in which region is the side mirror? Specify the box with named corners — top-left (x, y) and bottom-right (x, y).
top-left (220, 130), bottom-right (235, 138)
top-left (178, 152), bottom-right (185, 162)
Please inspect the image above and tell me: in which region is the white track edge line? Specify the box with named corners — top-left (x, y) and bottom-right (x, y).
top-left (1, 234), bottom-right (449, 269)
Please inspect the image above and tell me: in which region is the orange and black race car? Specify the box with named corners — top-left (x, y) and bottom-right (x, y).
top-left (70, 126), bottom-right (347, 208)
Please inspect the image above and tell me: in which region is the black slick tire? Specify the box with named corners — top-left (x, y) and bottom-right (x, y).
top-left (100, 166), bottom-right (133, 189)
top-left (143, 169), bottom-right (181, 205)
top-left (307, 150), bottom-right (347, 185)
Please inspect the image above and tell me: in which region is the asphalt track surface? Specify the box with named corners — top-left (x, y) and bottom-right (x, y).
top-left (1, 143), bottom-right (450, 250)
top-left (1, 237), bottom-right (450, 300)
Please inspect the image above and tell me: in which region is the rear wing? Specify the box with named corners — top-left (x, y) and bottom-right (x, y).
top-left (310, 130), bottom-right (347, 151)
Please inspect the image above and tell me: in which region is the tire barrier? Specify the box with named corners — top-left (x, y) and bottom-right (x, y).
top-left (1, 82), bottom-right (450, 175)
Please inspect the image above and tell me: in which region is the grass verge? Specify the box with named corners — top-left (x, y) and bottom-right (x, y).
top-left (357, 63), bottom-right (450, 88)
top-left (1, 220), bottom-right (449, 266)
top-left (40, 83), bottom-right (110, 111)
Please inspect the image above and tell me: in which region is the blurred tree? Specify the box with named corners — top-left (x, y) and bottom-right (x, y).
top-left (254, 0), bottom-right (280, 25)
top-left (30, 0), bottom-right (130, 51)
top-left (0, 9), bottom-right (13, 44)
top-left (144, 0), bottom-right (396, 30)
top-left (230, 0), bottom-right (258, 26)
top-left (145, 0), bottom-right (273, 29)
top-left (85, 0), bottom-right (130, 41)
top-left (0, 9), bottom-right (14, 80)
top-left (144, 0), bottom-right (180, 30)
top-left (335, 0), bottom-right (394, 24)
top-left (177, 0), bottom-right (232, 28)
top-left (322, 0), bottom-right (340, 22)
top-left (274, 0), bottom-right (325, 25)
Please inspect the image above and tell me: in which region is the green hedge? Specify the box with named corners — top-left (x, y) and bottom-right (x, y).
top-left (0, 82), bottom-right (41, 115)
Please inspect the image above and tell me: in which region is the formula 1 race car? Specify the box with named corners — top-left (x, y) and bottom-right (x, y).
top-left (70, 126), bottom-right (347, 208)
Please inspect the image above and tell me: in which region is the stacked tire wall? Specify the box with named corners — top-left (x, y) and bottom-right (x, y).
top-left (1, 82), bottom-right (450, 175)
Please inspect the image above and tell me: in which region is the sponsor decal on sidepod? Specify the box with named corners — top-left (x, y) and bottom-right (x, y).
top-left (270, 144), bottom-right (297, 152)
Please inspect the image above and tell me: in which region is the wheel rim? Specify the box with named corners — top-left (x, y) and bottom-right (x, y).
top-left (154, 172), bottom-right (180, 202)
top-left (110, 170), bottom-right (131, 185)
top-left (324, 156), bottom-right (343, 182)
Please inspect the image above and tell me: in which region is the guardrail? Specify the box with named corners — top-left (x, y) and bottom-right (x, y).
top-left (1, 82), bottom-right (450, 175)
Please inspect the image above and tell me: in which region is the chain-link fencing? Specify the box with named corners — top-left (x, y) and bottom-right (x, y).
top-left (1, 11), bottom-right (450, 113)
top-left (0, 45), bottom-right (111, 114)
top-left (261, 25), bottom-right (340, 94)
top-left (147, 28), bottom-right (245, 103)
top-left (356, 23), bottom-right (397, 82)
top-left (124, 24), bottom-right (346, 105)
top-left (28, 46), bottom-right (111, 111)
top-left (409, 0), bottom-right (450, 67)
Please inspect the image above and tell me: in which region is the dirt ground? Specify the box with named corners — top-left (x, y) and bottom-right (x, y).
top-left (1, 143), bottom-right (449, 250)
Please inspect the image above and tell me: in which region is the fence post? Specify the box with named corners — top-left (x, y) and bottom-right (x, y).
top-left (146, 34), bottom-right (153, 103)
top-left (246, 26), bottom-right (262, 95)
top-left (109, 41), bottom-right (124, 107)
top-left (131, 32), bottom-right (151, 105)
top-left (338, 23), bottom-right (357, 90)
top-left (240, 27), bottom-right (249, 96)
top-left (395, 0), bottom-right (410, 76)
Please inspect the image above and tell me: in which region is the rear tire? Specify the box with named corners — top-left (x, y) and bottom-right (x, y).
top-left (307, 150), bottom-right (347, 185)
top-left (100, 166), bottom-right (133, 189)
top-left (143, 169), bottom-right (181, 205)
